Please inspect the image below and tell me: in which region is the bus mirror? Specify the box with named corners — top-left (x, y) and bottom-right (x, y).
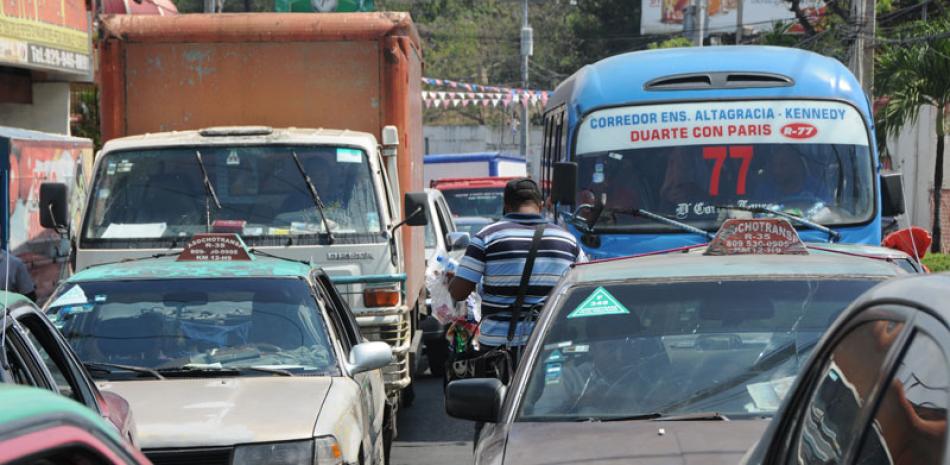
top-left (39, 182), bottom-right (69, 230)
top-left (881, 172), bottom-right (905, 217)
top-left (552, 162), bottom-right (578, 206)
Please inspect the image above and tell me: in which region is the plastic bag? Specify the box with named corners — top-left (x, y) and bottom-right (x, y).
top-left (426, 250), bottom-right (466, 324)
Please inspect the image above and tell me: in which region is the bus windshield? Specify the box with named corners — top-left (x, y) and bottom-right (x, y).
top-left (573, 100), bottom-right (874, 232)
top-left (82, 145), bottom-right (383, 246)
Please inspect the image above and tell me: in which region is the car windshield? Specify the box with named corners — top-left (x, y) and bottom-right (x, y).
top-left (573, 100), bottom-right (874, 231)
top-left (518, 278), bottom-right (882, 421)
top-left (455, 218), bottom-right (492, 236)
top-left (46, 278), bottom-right (339, 378)
top-left (441, 188), bottom-right (505, 219)
top-left (82, 145), bottom-right (383, 247)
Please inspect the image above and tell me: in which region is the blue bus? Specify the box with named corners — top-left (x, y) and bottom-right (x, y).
top-left (539, 46), bottom-right (904, 259)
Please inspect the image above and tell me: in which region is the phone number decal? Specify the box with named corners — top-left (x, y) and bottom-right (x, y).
top-left (28, 44), bottom-right (90, 73)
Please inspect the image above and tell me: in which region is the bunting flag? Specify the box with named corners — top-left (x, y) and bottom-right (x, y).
top-left (421, 77), bottom-right (552, 110)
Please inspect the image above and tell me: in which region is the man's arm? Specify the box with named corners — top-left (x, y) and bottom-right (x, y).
top-left (449, 276), bottom-right (476, 302)
top-left (450, 233), bottom-right (487, 303)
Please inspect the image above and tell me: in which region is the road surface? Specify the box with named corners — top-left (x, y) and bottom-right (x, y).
top-left (391, 369), bottom-right (473, 465)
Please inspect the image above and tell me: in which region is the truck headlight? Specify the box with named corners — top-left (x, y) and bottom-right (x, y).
top-left (232, 437), bottom-right (342, 465)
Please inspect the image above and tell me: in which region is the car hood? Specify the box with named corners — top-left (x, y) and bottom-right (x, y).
top-left (98, 377), bottom-right (333, 449)
top-left (502, 419), bottom-right (769, 465)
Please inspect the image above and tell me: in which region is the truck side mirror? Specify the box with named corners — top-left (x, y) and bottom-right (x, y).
top-left (881, 171), bottom-right (905, 217)
top-left (403, 192), bottom-right (429, 227)
top-left (40, 182), bottom-right (69, 230)
top-left (552, 162), bottom-right (578, 206)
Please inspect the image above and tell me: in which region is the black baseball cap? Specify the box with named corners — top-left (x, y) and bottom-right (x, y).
top-left (504, 177), bottom-right (543, 206)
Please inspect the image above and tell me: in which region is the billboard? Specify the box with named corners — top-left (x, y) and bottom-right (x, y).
top-left (640, 0), bottom-right (822, 35)
top-left (275, 0), bottom-right (374, 12)
top-left (0, 0), bottom-right (92, 76)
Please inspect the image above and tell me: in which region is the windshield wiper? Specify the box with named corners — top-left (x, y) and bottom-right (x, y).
top-left (613, 208), bottom-right (715, 240)
top-left (195, 150), bottom-right (222, 233)
top-left (574, 413), bottom-right (663, 422)
top-left (240, 366), bottom-right (294, 377)
top-left (83, 362), bottom-right (165, 380)
top-left (652, 411), bottom-right (730, 421)
top-left (156, 364), bottom-right (240, 377)
top-left (290, 151), bottom-right (335, 245)
top-left (715, 204), bottom-right (840, 242)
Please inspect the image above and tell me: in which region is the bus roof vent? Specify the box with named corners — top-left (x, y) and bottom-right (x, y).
top-left (724, 73), bottom-right (793, 88)
top-left (644, 73), bottom-right (712, 90)
top-left (645, 72), bottom-right (793, 91)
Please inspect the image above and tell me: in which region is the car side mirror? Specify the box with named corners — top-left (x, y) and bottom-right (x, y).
top-left (403, 192), bottom-right (429, 227)
top-left (552, 162), bottom-right (577, 206)
top-left (348, 341), bottom-right (393, 375)
top-left (40, 182), bottom-right (69, 230)
top-left (446, 231), bottom-right (470, 251)
top-left (445, 378), bottom-right (505, 423)
top-left (881, 171), bottom-right (905, 217)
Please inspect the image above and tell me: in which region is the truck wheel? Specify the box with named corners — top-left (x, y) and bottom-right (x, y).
top-left (426, 337), bottom-right (448, 377)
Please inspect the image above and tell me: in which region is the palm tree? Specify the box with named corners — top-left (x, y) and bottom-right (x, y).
top-left (875, 17), bottom-right (950, 253)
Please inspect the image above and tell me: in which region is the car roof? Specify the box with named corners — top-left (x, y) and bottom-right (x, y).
top-left (549, 46), bottom-right (870, 122)
top-left (570, 251), bottom-right (905, 284)
top-left (847, 273), bottom-right (950, 318)
top-left (430, 177), bottom-right (515, 189)
top-left (0, 384), bottom-right (114, 436)
top-left (0, 292), bottom-right (33, 311)
top-left (66, 255), bottom-right (313, 283)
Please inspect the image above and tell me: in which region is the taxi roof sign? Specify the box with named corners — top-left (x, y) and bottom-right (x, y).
top-left (178, 234), bottom-right (254, 262)
top-left (705, 218), bottom-right (808, 256)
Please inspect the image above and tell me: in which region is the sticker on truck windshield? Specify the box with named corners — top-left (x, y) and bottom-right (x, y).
top-left (336, 148), bottom-right (363, 163)
top-left (576, 100), bottom-right (869, 154)
top-left (50, 285), bottom-right (88, 307)
top-left (567, 287), bottom-right (630, 319)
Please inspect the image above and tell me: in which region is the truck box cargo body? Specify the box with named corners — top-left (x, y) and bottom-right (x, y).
top-left (0, 127), bottom-right (93, 303)
top-left (84, 13), bottom-right (425, 395)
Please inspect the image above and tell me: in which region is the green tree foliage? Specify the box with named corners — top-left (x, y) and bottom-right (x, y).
top-left (647, 36), bottom-right (691, 49)
top-left (875, 17), bottom-right (950, 252)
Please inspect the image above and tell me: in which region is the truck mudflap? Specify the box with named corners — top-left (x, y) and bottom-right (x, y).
top-left (331, 274), bottom-right (419, 394)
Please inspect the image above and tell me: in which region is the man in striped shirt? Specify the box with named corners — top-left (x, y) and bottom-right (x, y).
top-left (449, 178), bottom-right (583, 353)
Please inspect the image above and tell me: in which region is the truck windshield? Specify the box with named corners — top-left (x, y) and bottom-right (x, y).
top-left (518, 278), bottom-right (882, 421)
top-left (573, 100), bottom-right (874, 232)
top-left (82, 145), bottom-right (383, 246)
top-left (47, 278), bottom-right (339, 377)
top-left (442, 188), bottom-right (505, 219)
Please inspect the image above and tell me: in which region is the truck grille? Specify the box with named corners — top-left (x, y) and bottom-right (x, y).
top-left (360, 313), bottom-right (412, 390)
top-left (144, 447), bottom-right (232, 465)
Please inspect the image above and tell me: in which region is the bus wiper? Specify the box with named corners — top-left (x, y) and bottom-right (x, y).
top-left (83, 362), bottom-right (165, 380)
top-left (614, 208), bottom-right (715, 240)
top-left (290, 151), bottom-right (335, 245)
top-left (715, 205), bottom-right (840, 242)
top-left (195, 150), bottom-right (222, 233)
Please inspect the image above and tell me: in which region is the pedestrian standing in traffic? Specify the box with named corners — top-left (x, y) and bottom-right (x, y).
top-left (449, 178), bottom-right (583, 368)
top-left (0, 250), bottom-right (36, 301)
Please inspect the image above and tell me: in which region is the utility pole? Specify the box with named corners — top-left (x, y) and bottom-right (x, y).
top-left (520, 0), bottom-right (533, 164)
top-left (849, 0), bottom-right (876, 95)
top-left (735, 0), bottom-right (744, 43)
top-left (687, 0), bottom-right (707, 46)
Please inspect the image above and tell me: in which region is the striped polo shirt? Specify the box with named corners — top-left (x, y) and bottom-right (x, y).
top-left (456, 213), bottom-right (582, 346)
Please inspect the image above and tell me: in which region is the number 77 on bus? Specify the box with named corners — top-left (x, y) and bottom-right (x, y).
top-left (535, 46), bottom-right (906, 260)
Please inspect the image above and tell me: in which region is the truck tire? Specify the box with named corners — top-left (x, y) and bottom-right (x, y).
top-left (426, 337), bottom-right (448, 377)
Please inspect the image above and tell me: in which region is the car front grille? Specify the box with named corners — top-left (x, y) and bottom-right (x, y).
top-left (144, 447), bottom-right (232, 465)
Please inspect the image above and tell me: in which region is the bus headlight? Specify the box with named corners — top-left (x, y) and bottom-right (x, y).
top-left (232, 437), bottom-right (342, 465)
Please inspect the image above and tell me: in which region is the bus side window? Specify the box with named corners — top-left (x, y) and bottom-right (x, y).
top-left (542, 113), bottom-right (556, 202)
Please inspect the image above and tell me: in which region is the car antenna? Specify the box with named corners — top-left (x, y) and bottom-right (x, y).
top-left (0, 240), bottom-right (10, 374)
top-left (195, 150), bottom-right (222, 233)
top-left (290, 151), bottom-right (335, 245)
